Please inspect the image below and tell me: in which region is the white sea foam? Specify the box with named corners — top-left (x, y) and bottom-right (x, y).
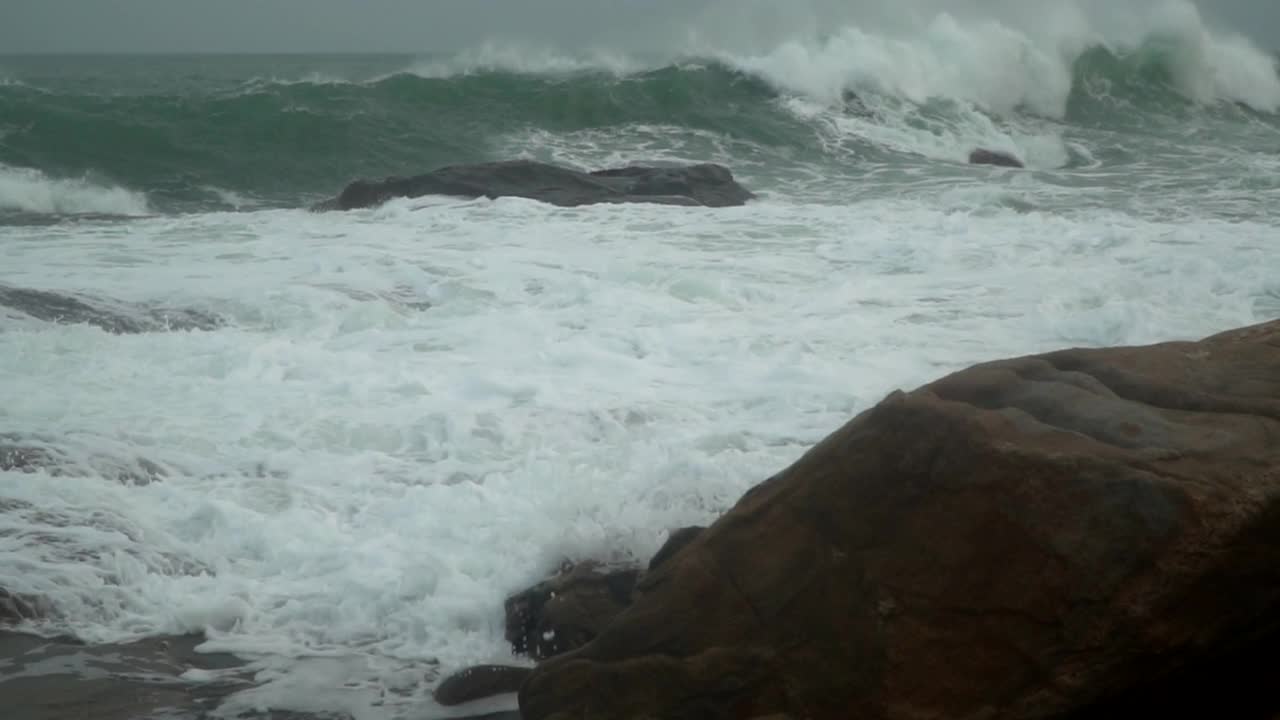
top-left (0, 164), bottom-right (150, 216)
top-left (383, 1), bottom-right (1279, 116)
top-left (201, 185), bottom-right (256, 210)
top-left (1139, 1), bottom-right (1280, 111)
top-left (402, 41), bottom-right (640, 79)
top-left (0, 193), bottom-right (1274, 718)
top-left (387, 0), bottom-right (1278, 172)
top-left (231, 73), bottom-right (355, 93)
top-left (667, 0), bottom-right (1277, 168)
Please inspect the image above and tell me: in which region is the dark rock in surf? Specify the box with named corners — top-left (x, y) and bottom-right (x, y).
top-left (0, 439), bottom-right (63, 474)
top-left (429, 560), bottom-right (642, 708)
top-left (968, 148), bottom-right (1025, 168)
top-left (519, 319), bottom-right (1280, 720)
top-left (0, 433), bottom-right (168, 485)
top-left (0, 283), bottom-right (223, 334)
top-left (504, 560), bottom-right (640, 661)
top-left (314, 160), bottom-right (755, 211)
top-left (0, 590), bottom-right (47, 625)
top-left (434, 664), bottom-right (533, 706)
top-left (840, 90), bottom-right (874, 119)
top-left (434, 530), bottom-right (704, 707)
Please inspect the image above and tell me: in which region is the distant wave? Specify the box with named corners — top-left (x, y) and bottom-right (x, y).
top-left (0, 0), bottom-right (1274, 212)
top-left (0, 164), bottom-right (149, 217)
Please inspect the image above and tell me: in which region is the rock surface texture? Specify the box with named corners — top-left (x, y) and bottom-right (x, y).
top-left (519, 320), bottom-right (1280, 720)
top-left (314, 160), bottom-right (755, 210)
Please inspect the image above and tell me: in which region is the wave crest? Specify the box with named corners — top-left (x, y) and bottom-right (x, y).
top-left (0, 164), bottom-right (150, 216)
top-left (704, 0), bottom-right (1278, 116)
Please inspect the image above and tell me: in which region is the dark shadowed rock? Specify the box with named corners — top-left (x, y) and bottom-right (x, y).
top-left (434, 664), bottom-right (532, 706)
top-left (840, 89), bottom-right (874, 118)
top-left (519, 320), bottom-right (1280, 720)
top-left (0, 433), bottom-right (168, 485)
top-left (504, 561), bottom-right (640, 661)
top-left (968, 148), bottom-right (1025, 168)
top-left (0, 283), bottom-right (223, 334)
top-left (314, 160), bottom-right (755, 211)
top-left (0, 590), bottom-right (47, 625)
top-left (0, 440), bottom-right (63, 473)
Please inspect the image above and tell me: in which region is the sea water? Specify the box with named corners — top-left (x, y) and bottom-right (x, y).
top-left (1, 1), bottom-right (1278, 717)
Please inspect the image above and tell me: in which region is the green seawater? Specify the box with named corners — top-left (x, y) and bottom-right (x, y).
top-left (0, 50), bottom-right (1277, 218)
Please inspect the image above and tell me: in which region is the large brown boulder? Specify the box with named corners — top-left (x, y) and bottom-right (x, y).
top-left (520, 320), bottom-right (1280, 720)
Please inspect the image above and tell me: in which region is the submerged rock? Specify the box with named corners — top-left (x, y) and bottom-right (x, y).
top-left (968, 148), bottom-right (1025, 168)
top-left (0, 590), bottom-right (47, 626)
top-left (0, 433), bottom-right (168, 485)
top-left (314, 160), bottom-right (756, 211)
top-left (0, 283), bottom-right (223, 334)
top-left (840, 89), bottom-right (874, 119)
top-left (520, 320), bottom-right (1280, 720)
top-left (0, 440), bottom-right (63, 474)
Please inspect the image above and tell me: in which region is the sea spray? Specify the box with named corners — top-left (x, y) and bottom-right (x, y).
top-left (0, 164), bottom-right (150, 216)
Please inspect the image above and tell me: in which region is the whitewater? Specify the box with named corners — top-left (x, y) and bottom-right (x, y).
top-left (1, 1), bottom-right (1278, 718)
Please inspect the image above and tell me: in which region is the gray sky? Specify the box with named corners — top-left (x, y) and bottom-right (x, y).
top-left (1, 0), bottom-right (1275, 55)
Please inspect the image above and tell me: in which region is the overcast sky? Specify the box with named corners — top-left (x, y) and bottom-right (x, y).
top-left (1, 0), bottom-right (1275, 55)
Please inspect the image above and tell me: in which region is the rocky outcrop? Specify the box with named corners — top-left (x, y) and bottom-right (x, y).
top-left (434, 550), bottom-right (691, 708)
top-left (0, 284), bottom-right (223, 334)
top-left (504, 561), bottom-right (640, 661)
top-left (313, 160), bottom-right (756, 211)
top-left (969, 148), bottom-right (1025, 168)
top-left (519, 320), bottom-right (1280, 720)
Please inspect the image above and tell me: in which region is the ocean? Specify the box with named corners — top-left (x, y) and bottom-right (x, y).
top-left (2, 5), bottom-right (1279, 719)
